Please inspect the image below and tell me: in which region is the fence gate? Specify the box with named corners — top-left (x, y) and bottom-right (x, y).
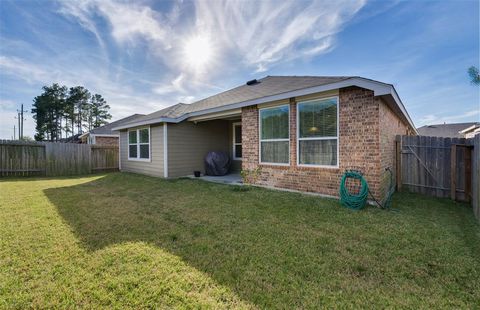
top-left (396, 135), bottom-right (474, 202)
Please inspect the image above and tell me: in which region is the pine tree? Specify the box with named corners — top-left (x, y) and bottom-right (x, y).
top-left (90, 94), bottom-right (112, 128)
top-left (468, 66), bottom-right (480, 85)
top-left (33, 84), bottom-right (111, 141)
top-left (66, 86), bottom-right (91, 135)
top-left (32, 84), bottom-right (67, 141)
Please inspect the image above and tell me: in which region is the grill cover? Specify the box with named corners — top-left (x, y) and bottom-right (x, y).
top-left (204, 151), bottom-right (231, 176)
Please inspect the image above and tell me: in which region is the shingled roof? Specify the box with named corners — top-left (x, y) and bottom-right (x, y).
top-left (113, 75), bottom-right (416, 132)
top-left (119, 103), bottom-right (190, 126)
top-left (184, 76), bottom-right (351, 114)
top-left (417, 122), bottom-right (479, 138)
top-left (119, 76), bottom-right (352, 127)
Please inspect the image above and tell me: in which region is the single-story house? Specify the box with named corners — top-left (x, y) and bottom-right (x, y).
top-left (80, 114), bottom-right (144, 145)
top-left (112, 76), bottom-right (417, 202)
top-left (417, 122), bottom-right (480, 138)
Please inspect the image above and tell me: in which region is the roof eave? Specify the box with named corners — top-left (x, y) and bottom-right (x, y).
top-left (111, 115), bottom-right (189, 130)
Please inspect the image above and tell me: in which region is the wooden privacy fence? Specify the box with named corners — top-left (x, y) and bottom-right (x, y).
top-left (0, 140), bottom-right (118, 177)
top-left (396, 134), bottom-right (479, 222)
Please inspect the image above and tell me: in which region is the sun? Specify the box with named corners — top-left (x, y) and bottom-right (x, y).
top-left (183, 34), bottom-right (213, 72)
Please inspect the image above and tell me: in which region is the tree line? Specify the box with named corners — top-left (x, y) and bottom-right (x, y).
top-left (32, 84), bottom-right (111, 141)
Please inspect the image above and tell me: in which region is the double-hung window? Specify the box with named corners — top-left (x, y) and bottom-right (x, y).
top-left (128, 127), bottom-right (150, 160)
top-left (297, 97), bottom-right (338, 167)
top-left (259, 105), bottom-right (289, 164)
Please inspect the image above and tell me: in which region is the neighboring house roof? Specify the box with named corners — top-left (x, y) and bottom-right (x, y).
top-left (59, 133), bottom-right (82, 143)
top-left (81, 114), bottom-right (145, 138)
top-left (417, 122), bottom-right (479, 138)
top-left (459, 123), bottom-right (480, 135)
top-left (113, 75), bottom-right (416, 132)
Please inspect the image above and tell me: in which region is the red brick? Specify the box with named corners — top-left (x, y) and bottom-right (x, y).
top-left (241, 86), bottom-right (413, 202)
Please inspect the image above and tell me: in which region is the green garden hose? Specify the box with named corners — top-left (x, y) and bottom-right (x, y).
top-left (339, 168), bottom-right (394, 210)
top-left (339, 170), bottom-right (369, 210)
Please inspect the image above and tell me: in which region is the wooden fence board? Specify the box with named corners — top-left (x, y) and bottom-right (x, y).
top-left (397, 135), bottom-right (478, 211)
top-left (91, 146), bottom-right (119, 171)
top-left (0, 141), bottom-right (46, 177)
top-left (0, 140), bottom-right (118, 177)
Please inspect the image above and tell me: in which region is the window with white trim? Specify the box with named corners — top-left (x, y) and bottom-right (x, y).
top-left (259, 105), bottom-right (289, 164)
top-left (128, 127), bottom-right (150, 160)
top-left (233, 122), bottom-right (242, 160)
top-left (297, 97), bottom-right (338, 166)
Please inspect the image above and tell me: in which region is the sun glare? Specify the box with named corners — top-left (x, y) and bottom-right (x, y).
top-left (183, 35), bottom-right (213, 72)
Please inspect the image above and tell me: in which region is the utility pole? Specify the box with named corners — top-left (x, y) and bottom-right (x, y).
top-left (13, 125), bottom-right (16, 140)
top-left (20, 103), bottom-right (24, 139)
top-left (17, 112), bottom-right (20, 140)
top-left (16, 104), bottom-right (27, 140)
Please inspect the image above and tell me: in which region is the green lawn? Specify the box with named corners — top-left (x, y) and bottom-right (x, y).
top-left (0, 173), bottom-right (479, 308)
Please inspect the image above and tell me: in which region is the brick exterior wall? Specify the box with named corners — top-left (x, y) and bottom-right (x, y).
top-left (242, 86), bottom-right (411, 201)
top-left (95, 136), bottom-right (119, 146)
top-left (378, 98), bottom-right (410, 199)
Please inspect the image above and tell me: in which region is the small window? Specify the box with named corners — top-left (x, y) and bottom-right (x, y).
top-left (297, 97), bottom-right (338, 167)
top-left (128, 127), bottom-right (150, 160)
top-left (259, 105), bottom-right (289, 164)
top-left (233, 123), bottom-right (242, 160)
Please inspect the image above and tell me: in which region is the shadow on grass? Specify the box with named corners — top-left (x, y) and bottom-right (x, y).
top-left (43, 172), bottom-right (480, 308)
top-left (0, 173), bottom-right (110, 182)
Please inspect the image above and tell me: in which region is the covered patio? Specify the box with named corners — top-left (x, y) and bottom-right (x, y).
top-left (178, 109), bottom-right (243, 177)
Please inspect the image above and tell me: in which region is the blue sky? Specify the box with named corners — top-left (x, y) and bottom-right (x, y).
top-left (0, 0), bottom-right (478, 139)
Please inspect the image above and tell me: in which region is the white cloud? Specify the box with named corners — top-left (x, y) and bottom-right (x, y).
top-left (57, 1), bottom-right (107, 52)
top-left (0, 99), bottom-right (17, 112)
top-left (0, 55), bottom-right (171, 127)
top-left (57, 0), bottom-right (366, 77)
top-left (153, 74), bottom-right (186, 95)
top-left (0, 56), bottom-right (57, 84)
top-left (191, 0), bottom-right (365, 72)
top-left (177, 95), bottom-right (195, 104)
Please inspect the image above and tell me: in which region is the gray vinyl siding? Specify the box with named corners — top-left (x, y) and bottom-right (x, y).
top-left (120, 124), bottom-right (164, 177)
top-left (167, 120), bottom-right (230, 177)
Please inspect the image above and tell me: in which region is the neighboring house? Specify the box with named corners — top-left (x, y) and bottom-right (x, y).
top-left (417, 122), bottom-right (480, 138)
top-left (112, 76), bottom-right (417, 202)
top-left (459, 123), bottom-right (480, 138)
top-left (80, 114), bottom-right (145, 145)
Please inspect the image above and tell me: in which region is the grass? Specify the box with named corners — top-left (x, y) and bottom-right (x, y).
top-left (0, 172), bottom-right (479, 308)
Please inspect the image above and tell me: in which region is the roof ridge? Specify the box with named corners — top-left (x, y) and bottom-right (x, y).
top-left (263, 75), bottom-right (353, 78)
top-left (421, 121), bottom-right (479, 127)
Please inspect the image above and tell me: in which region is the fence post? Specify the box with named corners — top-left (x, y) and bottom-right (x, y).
top-left (464, 145), bottom-right (472, 202)
top-left (451, 144), bottom-right (457, 201)
top-left (472, 135), bottom-right (479, 222)
top-left (88, 145), bottom-right (92, 174)
top-left (395, 135), bottom-right (402, 191)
